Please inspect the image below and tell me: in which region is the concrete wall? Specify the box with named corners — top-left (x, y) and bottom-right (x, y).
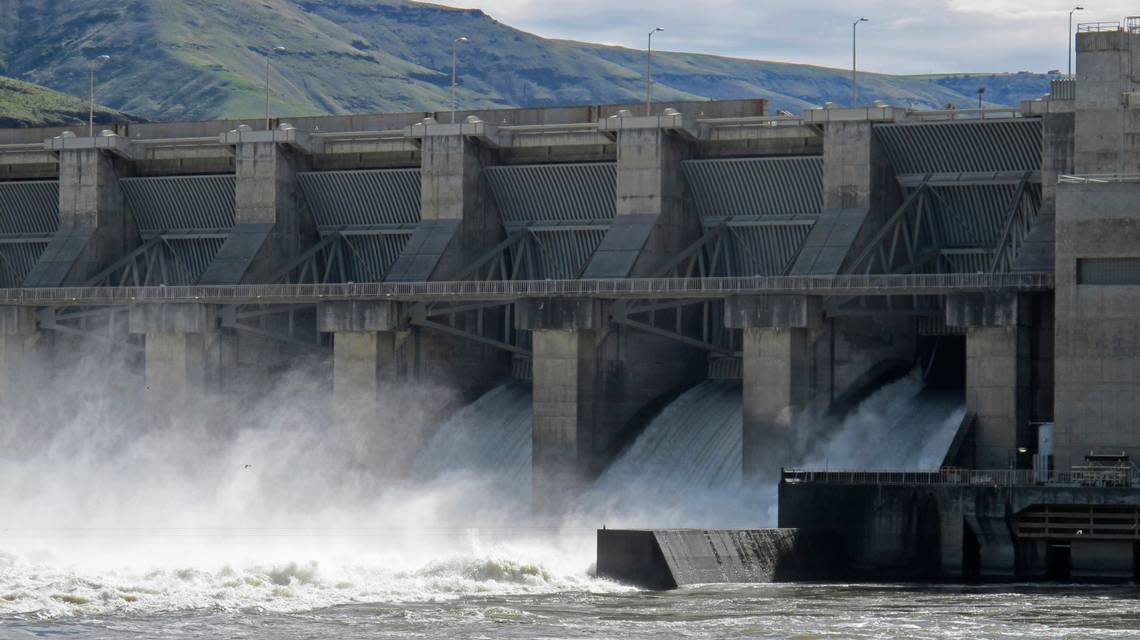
top-left (24, 148), bottom-right (138, 286)
top-left (1054, 181), bottom-right (1140, 467)
top-left (596, 528), bottom-right (841, 589)
top-left (1074, 31), bottom-right (1140, 174)
top-left (780, 480), bottom-right (1140, 580)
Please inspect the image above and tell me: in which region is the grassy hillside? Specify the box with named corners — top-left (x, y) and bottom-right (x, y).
top-left (0, 75), bottom-right (133, 128)
top-left (0, 0), bottom-right (1054, 123)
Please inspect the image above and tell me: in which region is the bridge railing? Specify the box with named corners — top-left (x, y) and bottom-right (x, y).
top-left (0, 272), bottom-right (1055, 306)
top-left (782, 467), bottom-right (1140, 488)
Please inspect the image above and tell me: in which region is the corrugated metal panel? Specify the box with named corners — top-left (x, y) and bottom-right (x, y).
top-left (485, 163), bottom-right (616, 224)
top-left (0, 242), bottom-right (50, 288)
top-left (0, 181), bottom-right (59, 234)
top-left (163, 238), bottom-right (227, 286)
top-left (298, 169), bottom-right (421, 228)
top-left (926, 184), bottom-right (1028, 248)
top-left (342, 233), bottom-right (412, 282)
top-left (723, 223), bottom-right (814, 276)
top-left (120, 175), bottom-right (236, 232)
top-left (682, 157), bottom-right (823, 218)
top-left (941, 251), bottom-right (993, 274)
top-left (875, 120), bottom-right (1042, 174)
top-left (511, 229), bottom-right (608, 279)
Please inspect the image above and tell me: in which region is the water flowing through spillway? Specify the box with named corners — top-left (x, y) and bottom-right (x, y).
top-left (581, 373), bottom-right (965, 527)
top-left (800, 374), bottom-right (967, 471)
top-left (412, 381), bottom-right (533, 491)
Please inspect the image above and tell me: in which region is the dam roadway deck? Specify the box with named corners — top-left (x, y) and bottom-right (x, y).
top-left (0, 272), bottom-right (1052, 307)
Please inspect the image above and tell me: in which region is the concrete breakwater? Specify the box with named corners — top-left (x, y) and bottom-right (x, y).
top-left (596, 528), bottom-right (840, 589)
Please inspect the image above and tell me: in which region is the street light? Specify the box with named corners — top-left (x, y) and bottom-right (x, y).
top-left (265, 46), bottom-right (286, 131)
top-left (452, 36), bottom-right (469, 124)
top-left (647, 26), bottom-right (665, 116)
top-left (852, 18), bottom-right (869, 107)
top-left (977, 86), bottom-right (986, 109)
top-left (1069, 6), bottom-right (1084, 78)
top-left (89, 55), bottom-right (111, 138)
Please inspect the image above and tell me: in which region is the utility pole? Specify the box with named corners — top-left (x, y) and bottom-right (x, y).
top-left (1069, 6), bottom-right (1084, 77)
top-left (452, 37), bottom-right (469, 124)
top-left (89, 55), bottom-right (111, 138)
top-left (852, 18), bottom-right (869, 107)
top-left (647, 27), bottom-right (664, 116)
top-left (266, 46), bottom-right (286, 131)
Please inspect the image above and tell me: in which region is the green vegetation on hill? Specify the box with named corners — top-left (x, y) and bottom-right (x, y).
top-left (0, 75), bottom-right (132, 127)
top-left (0, 0), bottom-right (1055, 123)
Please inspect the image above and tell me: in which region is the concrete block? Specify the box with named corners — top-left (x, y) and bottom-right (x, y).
top-left (725, 295), bottom-right (822, 329)
top-left (129, 304), bottom-right (217, 334)
top-left (317, 301), bottom-right (402, 333)
top-left (515, 298), bottom-right (606, 331)
top-left (946, 293), bottom-right (1027, 328)
top-left (0, 306), bottom-right (38, 336)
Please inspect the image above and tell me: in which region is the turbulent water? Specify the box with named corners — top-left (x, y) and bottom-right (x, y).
top-left (801, 374), bottom-right (966, 471)
top-left (1, 354), bottom-right (1104, 639)
top-left (5, 582), bottom-right (1139, 638)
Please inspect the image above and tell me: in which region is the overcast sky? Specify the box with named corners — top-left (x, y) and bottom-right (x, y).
top-left (431, 1), bottom-right (1136, 74)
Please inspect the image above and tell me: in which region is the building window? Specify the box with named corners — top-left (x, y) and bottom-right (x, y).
top-left (1077, 258), bottom-right (1140, 285)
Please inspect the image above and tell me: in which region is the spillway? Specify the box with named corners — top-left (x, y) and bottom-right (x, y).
top-left (412, 373), bottom-right (964, 525)
top-left (595, 381), bottom-right (744, 494)
top-left (411, 381), bottom-right (533, 491)
top-left (800, 375), bottom-right (966, 471)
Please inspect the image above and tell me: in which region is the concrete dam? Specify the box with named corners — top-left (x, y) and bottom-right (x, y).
top-left (3, 25), bottom-right (1140, 583)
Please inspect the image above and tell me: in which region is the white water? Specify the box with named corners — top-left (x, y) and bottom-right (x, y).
top-left (1, 345), bottom-right (964, 621)
top-left (0, 352), bottom-right (610, 620)
top-left (412, 381), bottom-right (533, 492)
top-left (801, 373), bottom-right (966, 471)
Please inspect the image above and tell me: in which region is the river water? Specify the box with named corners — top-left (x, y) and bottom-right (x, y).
top-left (3, 565), bottom-right (1139, 639)
top-left (2, 369), bottom-right (1130, 638)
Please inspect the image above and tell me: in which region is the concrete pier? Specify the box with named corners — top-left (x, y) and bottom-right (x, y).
top-left (518, 298), bottom-right (605, 503)
top-left (129, 304), bottom-right (219, 424)
top-left (201, 128), bottom-right (312, 284)
top-left (584, 113), bottom-right (698, 278)
top-left (317, 301), bottom-right (402, 428)
top-left (947, 293), bottom-right (1031, 469)
top-left (25, 144), bottom-right (135, 286)
top-left (0, 306), bottom-right (39, 404)
top-left (389, 121), bottom-right (502, 282)
top-left (727, 295), bottom-right (822, 478)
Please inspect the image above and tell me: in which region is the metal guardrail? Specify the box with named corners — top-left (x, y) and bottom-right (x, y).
top-left (1059, 174), bottom-right (1140, 184)
top-left (903, 108), bottom-right (1024, 122)
top-left (1077, 21), bottom-right (1121, 33)
top-left (0, 273), bottom-right (1054, 307)
top-left (782, 467), bottom-right (1140, 488)
top-left (1050, 78), bottom-right (1075, 101)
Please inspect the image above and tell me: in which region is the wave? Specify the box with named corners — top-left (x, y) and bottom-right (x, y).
top-left (0, 544), bottom-right (623, 619)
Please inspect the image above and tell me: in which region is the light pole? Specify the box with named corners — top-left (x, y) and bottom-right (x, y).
top-left (452, 36), bottom-right (469, 124)
top-left (647, 26), bottom-right (664, 116)
top-left (89, 55), bottom-right (111, 138)
top-left (265, 46), bottom-right (286, 131)
top-left (977, 86), bottom-right (986, 109)
top-left (1069, 6), bottom-right (1084, 78)
top-left (852, 18), bottom-right (869, 107)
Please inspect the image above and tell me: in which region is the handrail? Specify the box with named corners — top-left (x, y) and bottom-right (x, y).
top-left (0, 272), bottom-right (1054, 307)
top-left (1077, 21), bottom-right (1121, 33)
top-left (782, 467), bottom-right (1140, 488)
top-left (499, 123), bottom-right (601, 134)
top-left (903, 107), bottom-right (1023, 122)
